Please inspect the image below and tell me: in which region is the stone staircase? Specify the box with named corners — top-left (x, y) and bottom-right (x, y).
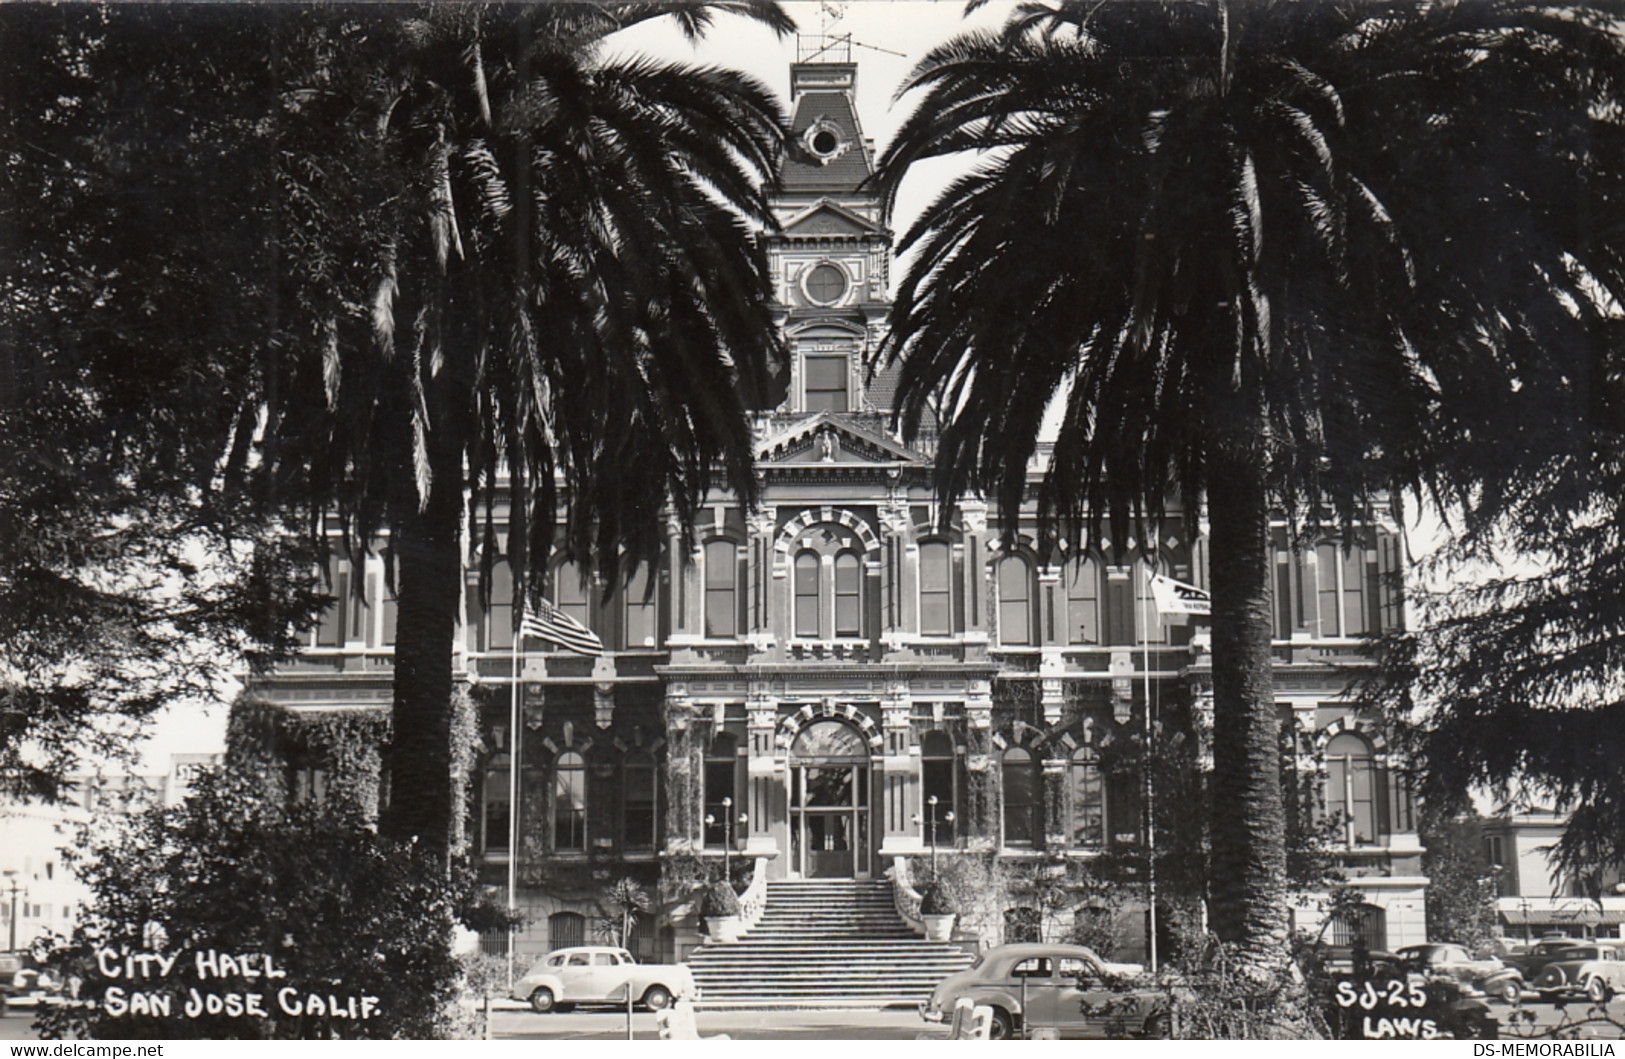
top-left (687, 878), bottom-right (976, 1009)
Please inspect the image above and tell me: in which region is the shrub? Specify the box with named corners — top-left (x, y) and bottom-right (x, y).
top-left (919, 884), bottom-right (957, 916)
top-left (699, 881), bottom-right (741, 917)
top-left (32, 769), bottom-right (497, 1040)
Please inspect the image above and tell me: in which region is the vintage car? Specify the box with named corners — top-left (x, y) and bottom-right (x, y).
top-left (511, 946), bottom-right (696, 1014)
top-left (920, 943), bottom-right (1166, 1040)
top-left (1532, 942), bottom-right (1625, 1004)
top-left (1395, 943), bottom-right (1525, 1002)
top-left (1508, 936), bottom-right (1586, 981)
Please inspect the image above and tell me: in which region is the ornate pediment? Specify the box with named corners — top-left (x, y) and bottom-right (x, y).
top-left (780, 200), bottom-right (887, 240)
top-left (756, 412), bottom-right (922, 467)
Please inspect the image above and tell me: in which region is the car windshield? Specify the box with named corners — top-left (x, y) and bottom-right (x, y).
top-left (618, 950), bottom-right (637, 965)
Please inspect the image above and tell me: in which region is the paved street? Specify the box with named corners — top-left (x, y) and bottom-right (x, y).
top-left (4, 996), bottom-right (1620, 1041)
top-left (491, 1006), bottom-right (933, 1040)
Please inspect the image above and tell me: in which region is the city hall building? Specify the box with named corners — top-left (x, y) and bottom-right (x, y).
top-left (249, 45), bottom-right (1427, 974)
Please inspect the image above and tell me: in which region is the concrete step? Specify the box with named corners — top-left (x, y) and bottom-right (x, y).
top-left (689, 878), bottom-right (974, 1008)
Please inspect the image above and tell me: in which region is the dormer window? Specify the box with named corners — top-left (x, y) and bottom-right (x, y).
top-left (803, 117), bottom-right (848, 163)
top-left (804, 353), bottom-right (849, 413)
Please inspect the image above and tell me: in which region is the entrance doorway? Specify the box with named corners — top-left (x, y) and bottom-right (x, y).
top-left (788, 719), bottom-right (872, 879)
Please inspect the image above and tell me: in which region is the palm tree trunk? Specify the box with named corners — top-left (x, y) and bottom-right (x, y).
top-left (379, 434), bottom-right (466, 859)
top-left (1204, 429), bottom-right (1290, 976)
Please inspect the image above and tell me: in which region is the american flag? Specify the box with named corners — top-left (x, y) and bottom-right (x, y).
top-left (519, 598), bottom-right (603, 656)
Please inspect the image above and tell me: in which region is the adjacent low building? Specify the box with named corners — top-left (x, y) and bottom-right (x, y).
top-left (1484, 806), bottom-right (1625, 945)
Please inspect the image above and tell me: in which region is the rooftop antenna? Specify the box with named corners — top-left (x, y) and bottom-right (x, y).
top-left (799, 1), bottom-right (907, 62)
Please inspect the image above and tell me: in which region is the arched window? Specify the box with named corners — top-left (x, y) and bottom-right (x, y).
top-left (997, 555), bottom-right (1035, 646)
top-left (919, 541), bottom-right (954, 636)
top-left (704, 540), bottom-right (738, 638)
top-left (1005, 906), bottom-right (1041, 945)
top-left (1070, 745), bottom-right (1104, 848)
top-left (1065, 557), bottom-right (1100, 645)
top-left (921, 730), bottom-right (958, 843)
top-left (834, 551), bottom-right (863, 638)
top-left (794, 551), bottom-right (821, 638)
top-left (548, 911), bottom-right (586, 951)
top-left (1326, 732), bottom-right (1378, 845)
top-left (623, 563), bottom-right (657, 649)
top-left (553, 751), bottom-right (586, 851)
top-left (1003, 746), bottom-right (1037, 847)
top-left (1329, 903), bottom-right (1387, 951)
top-left (487, 560), bottom-right (516, 650)
top-left (483, 753), bottom-right (511, 854)
top-left (624, 750), bottom-right (657, 851)
top-left (553, 561), bottom-right (591, 637)
top-left (704, 733), bottom-right (738, 848)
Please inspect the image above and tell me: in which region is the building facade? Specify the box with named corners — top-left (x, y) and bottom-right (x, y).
top-left (1483, 807), bottom-right (1625, 944)
top-left (249, 48), bottom-right (1425, 965)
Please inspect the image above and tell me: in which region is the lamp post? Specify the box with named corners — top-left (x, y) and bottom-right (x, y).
top-left (923, 796), bottom-right (956, 877)
top-left (707, 797), bottom-right (743, 886)
top-left (3, 871), bottom-right (21, 952)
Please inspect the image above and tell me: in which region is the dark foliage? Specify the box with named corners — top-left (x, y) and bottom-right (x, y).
top-left (872, 0), bottom-right (1625, 971)
top-left (31, 769), bottom-right (499, 1039)
top-left (0, 4), bottom-right (329, 798)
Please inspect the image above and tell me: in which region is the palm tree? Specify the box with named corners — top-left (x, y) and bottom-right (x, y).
top-left (874, 0), bottom-right (1625, 975)
top-left (251, 3), bottom-right (793, 855)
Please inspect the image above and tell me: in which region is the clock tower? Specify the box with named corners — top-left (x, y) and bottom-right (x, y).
top-left (762, 39), bottom-right (895, 419)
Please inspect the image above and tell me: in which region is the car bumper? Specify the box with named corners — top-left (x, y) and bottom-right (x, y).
top-left (919, 1001), bottom-right (944, 1023)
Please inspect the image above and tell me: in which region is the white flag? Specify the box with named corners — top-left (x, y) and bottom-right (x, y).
top-left (1149, 573), bottom-right (1211, 617)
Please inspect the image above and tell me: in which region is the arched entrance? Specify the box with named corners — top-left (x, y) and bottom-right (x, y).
top-left (788, 719), bottom-right (872, 879)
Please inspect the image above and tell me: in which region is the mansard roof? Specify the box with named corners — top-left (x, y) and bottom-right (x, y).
top-left (782, 89), bottom-right (873, 194)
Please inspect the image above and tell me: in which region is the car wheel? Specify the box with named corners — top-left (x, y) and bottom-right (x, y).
top-left (642, 985), bottom-right (673, 1011)
top-left (528, 987), bottom-right (556, 1014)
top-left (1496, 979), bottom-right (1522, 1003)
top-left (1144, 1013), bottom-right (1173, 1038)
top-left (987, 1007), bottom-right (1014, 1041)
top-left (1586, 977), bottom-right (1611, 1005)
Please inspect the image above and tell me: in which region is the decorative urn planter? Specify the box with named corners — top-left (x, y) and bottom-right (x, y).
top-left (700, 881), bottom-right (743, 943)
top-left (922, 913), bottom-right (956, 942)
top-left (708, 914), bottom-right (743, 943)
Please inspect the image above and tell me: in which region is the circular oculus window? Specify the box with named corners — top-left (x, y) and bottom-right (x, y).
top-left (804, 120), bottom-right (846, 161)
top-left (804, 263), bottom-right (848, 306)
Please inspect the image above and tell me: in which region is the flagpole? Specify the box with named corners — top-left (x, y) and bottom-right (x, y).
top-left (1139, 560), bottom-right (1158, 974)
top-left (508, 621), bottom-right (522, 990)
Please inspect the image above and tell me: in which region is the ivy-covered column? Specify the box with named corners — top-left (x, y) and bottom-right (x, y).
top-left (662, 683), bottom-right (702, 854)
top-left (964, 678), bottom-right (997, 852)
top-left (1042, 753), bottom-right (1068, 851)
top-left (518, 694), bottom-right (551, 872)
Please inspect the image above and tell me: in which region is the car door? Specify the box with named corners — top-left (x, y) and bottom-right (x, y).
top-left (598, 951), bottom-right (635, 1003)
top-left (1441, 945), bottom-right (1474, 986)
top-left (1006, 956), bottom-right (1056, 1032)
top-left (1056, 955), bottom-right (1119, 1038)
top-left (1597, 946), bottom-right (1625, 991)
top-left (557, 952), bottom-right (595, 1001)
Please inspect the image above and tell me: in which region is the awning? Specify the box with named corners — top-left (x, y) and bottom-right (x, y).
top-left (1501, 909), bottom-right (1625, 927)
